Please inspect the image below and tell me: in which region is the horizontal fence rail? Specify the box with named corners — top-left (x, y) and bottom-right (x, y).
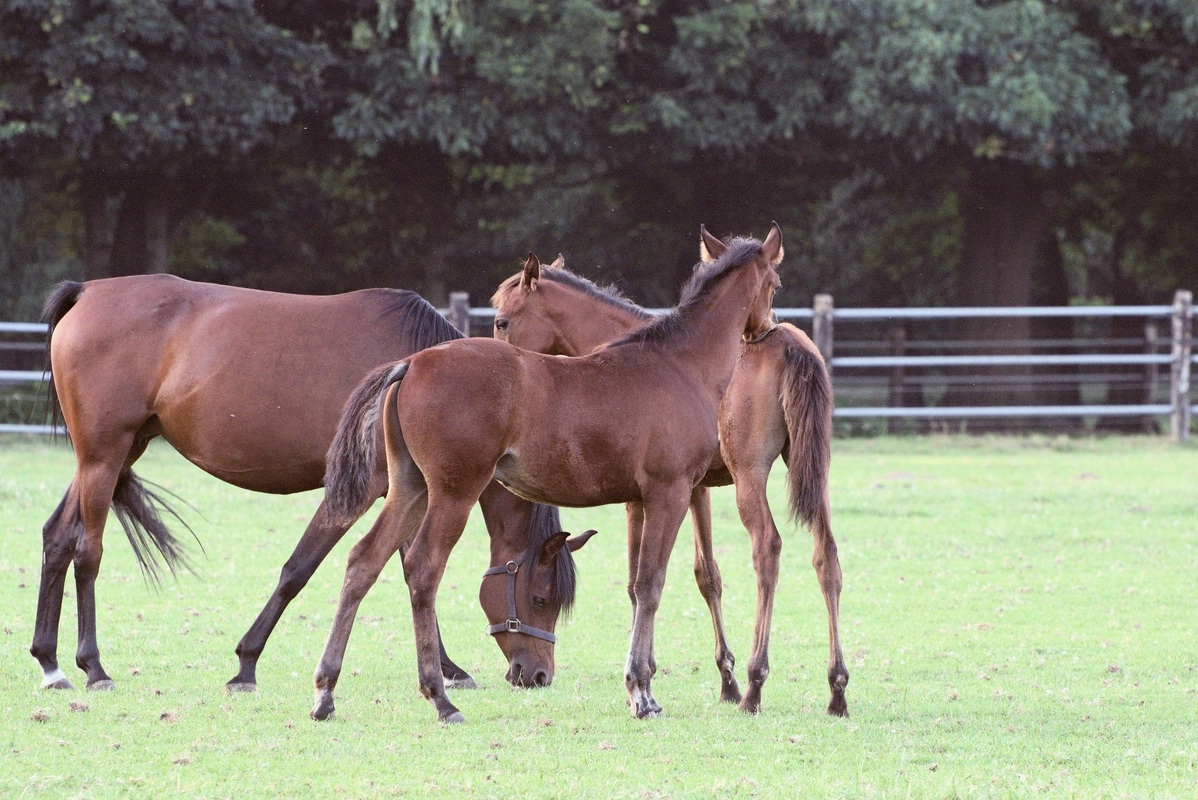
top-left (4, 290), bottom-right (1195, 439)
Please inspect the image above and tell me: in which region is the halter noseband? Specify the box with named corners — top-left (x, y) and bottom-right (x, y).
top-left (482, 553), bottom-right (557, 643)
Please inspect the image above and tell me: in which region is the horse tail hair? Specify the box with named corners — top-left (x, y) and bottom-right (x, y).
top-left (325, 361), bottom-right (409, 524)
top-left (780, 341), bottom-right (834, 529)
top-left (112, 470), bottom-right (200, 586)
top-left (40, 280), bottom-right (85, 443)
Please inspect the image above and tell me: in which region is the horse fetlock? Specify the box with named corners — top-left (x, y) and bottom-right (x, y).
top-left (40, 667), bottom-right (73, 691)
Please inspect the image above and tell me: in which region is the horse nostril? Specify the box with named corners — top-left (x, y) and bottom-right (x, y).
top-left (533, 669), bottom-right (550, 688)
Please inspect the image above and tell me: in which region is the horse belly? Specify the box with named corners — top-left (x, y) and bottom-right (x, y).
top-left (493, 453), bottom-right (638, 508)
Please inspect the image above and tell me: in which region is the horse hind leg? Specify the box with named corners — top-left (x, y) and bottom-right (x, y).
top-left (688, 486), bottom-right (741, 703)
top-left (311, 483), bottom-right (427, 721)
top-left (30, 490), bottom-right (81, 689)
top-left (72, 456), bottom-right (132, 690)
top-left (812, 500), bottom-right (849, 716)
top-left (733, 470), bottom-right (782, 714)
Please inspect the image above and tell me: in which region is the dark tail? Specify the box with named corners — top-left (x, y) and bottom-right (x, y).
top-left (112, 471), bottom-right (200, 585)
top-left (41, 280), bottom-right (84, 442)
top-left (780, 343), bottom-right (834, 529)
top-left (324, 361), bottom-right (410, 524)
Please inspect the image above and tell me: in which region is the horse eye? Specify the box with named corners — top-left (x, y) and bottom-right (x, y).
top-left (495, 318), bottom-right (510, 332)
top-left (532, 596), bottom-right (547, 609)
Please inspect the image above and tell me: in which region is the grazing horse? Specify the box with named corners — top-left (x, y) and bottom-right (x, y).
top-left (318, 224), bottom-right (782, 723)
top-left (33, 274), bottom-right (590, 694)
top-left (491, 243), bottom-right (848, 716)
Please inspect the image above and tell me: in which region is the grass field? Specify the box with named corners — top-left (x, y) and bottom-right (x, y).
top-left (1, 434), bottom-right (1196, 798)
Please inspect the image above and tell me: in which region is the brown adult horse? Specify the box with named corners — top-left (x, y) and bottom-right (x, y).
top-left (317, 224), bottom-right (782, 723)
top-left (33, 274), bottom-right (592, 694)
top-left (491, 244), bottom-right (848, 716)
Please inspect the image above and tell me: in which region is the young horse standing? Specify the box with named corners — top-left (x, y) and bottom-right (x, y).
top-left (33, 275), bottom-right (589, 694)
top-left (318, 224), bottom-right (782, 723)
top-left (491, 243), bottom-right (848, 716)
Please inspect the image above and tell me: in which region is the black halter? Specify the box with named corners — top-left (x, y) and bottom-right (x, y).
top-left (482, 553), bottom-right (557, 643)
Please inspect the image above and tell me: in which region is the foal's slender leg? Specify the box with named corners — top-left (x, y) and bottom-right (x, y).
top-left (229, 500), bottom-right (355, 691)
top-left (811, 498), bottom-right (849, 716)
top-left (623, 502), bottom-right (655, 678)
top-left (688, 486), bottom-right (741, 703)
top-left (30, 489), bottom-right (81, 690)
top-left (401, 495), bottom-right (479, 724)
top-left (625, 486), bottom-right (690, 719)
top-left (311, 490), bottom-right (426, 721)
top-left (732, 468), bottom-right (782, 714)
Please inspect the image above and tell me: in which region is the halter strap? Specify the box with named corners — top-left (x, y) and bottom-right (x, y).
top-left (481, 555), bottom-right (557, 643)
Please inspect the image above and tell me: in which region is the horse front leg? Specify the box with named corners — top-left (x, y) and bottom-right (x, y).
top-left (688, 485), bottom-right (741, 703)
top-left (733, 470), bottom-right (782, 714)
top-left (811, 498), bottom-right (849, 716)
top-left (625, 488), bottom-right (689, 719)
top-left (30, 492), bottom-right (78, 690)
top-left (230, 499), bottom-right (354, 691)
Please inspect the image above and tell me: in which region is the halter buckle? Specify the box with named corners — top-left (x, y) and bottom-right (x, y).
top-left (505, 618), bottom-right (522, 633)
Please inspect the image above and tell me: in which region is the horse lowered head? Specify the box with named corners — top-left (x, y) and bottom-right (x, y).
top-left (480, 527), bottom-right (598, 687)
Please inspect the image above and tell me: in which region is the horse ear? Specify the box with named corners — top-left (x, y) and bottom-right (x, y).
top-left (548, 253), bottom-right (565, 270)
top-left (699, 225), bottom-right (726, 262)
top-left (522, 252), bottom-right (541, 291)
top-left (762, 221), bottom-right (784, 265)
top-left (537, 531), bottom-right (571, 566)
top-left (566, 529), bottom-right (598, 552)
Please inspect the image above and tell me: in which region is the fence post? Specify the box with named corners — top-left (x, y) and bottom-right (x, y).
top-left (813, 293), bottom-right (834, 373)
top-left (1143, 321), bottom-right (1161, 433)
top-left (448, 291), bottom-right (471, 337)
top-left (888, 321), bottom-right (906, 434)
top-left (1171, 289), bottom-right (1192, 442)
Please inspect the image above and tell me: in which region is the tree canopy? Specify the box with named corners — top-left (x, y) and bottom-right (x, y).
top-left (2, 0), bottom-right (1196, 318)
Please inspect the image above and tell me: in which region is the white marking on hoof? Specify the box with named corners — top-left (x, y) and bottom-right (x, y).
top-left (87, 679), bottom-right (116, 691)
top-left (444, 676), bottom-right (477, 691)
top-left (41, 669), bottom-right (72, 690)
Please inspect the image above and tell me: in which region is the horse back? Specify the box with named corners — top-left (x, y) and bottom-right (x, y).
top-left (49, 275), bottom-right (453, 493)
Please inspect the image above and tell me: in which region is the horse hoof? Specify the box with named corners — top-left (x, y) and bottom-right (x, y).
top-left (827, 697), bottom-right (849, 717)
top-left (225, 681), bottom-right (258, 693)
top-left (444, 675), bottom-right (477, 691)
top-left (41, 675), bottom-right (74, 691)
top-left (310, 697), bottom-right (336, 721)
top-left (441, 711), bottom-right (466, 724)
top-left (720, 685), bottom-right (743, 705)
top-left (737, 699), bottom-right (761, 715)
top-left (87, 679), bottom-right (116, 691)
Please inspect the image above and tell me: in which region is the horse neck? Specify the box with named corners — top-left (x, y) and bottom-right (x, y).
top-left (667, 268), bottom-right (763, 386)
top-left (550, 292), bottom-right (647, 355)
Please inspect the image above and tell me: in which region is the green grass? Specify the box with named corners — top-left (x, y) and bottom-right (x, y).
top-left (1, 434), bottom-right (1196, 798)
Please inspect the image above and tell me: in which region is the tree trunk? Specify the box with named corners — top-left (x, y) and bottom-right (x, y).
top-left (949, 160), bottom-right (1057, 430)
top-left (80, 171), bottom-right (115, 280)
top-left (110, 176), bottom-right (176, 275)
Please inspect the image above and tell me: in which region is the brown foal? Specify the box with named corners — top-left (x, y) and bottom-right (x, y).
top-left (490, 235), bottom-right (848, 716)
top-left (319, 224), bottom-right (783, 722)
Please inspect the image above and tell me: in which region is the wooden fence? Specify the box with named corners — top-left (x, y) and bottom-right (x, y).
top-left (4, 290), bottom-right (1195, 440)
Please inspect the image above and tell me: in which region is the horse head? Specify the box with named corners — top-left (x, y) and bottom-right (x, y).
top-left (479, 526), bottom-right (598, 687)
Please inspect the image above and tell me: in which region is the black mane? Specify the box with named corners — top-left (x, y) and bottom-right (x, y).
top-left (606, 237), bottom-right (763, 349)
top-left (520, 502), bottom-right (578, 614)
top-left (372, 289), bottom-right (464, 350)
